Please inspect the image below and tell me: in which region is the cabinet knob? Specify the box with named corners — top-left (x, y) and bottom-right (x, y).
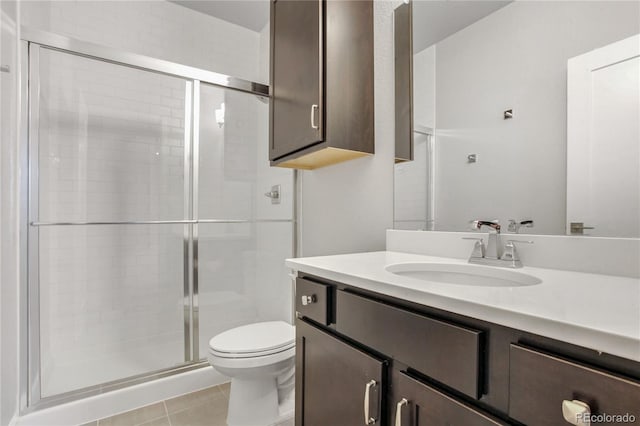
top-left (301, 294), bottom-right (316, 306)
top-left (395, 398), bottom-right (409, 426)
top-left (562, 399), bottom-right (591, 425)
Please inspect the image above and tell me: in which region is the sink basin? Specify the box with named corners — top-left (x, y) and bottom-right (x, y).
top-left (385, 262), bottom-right (542, 287)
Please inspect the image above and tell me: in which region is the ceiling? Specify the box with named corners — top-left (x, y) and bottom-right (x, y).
top-left (170, 1), bottom-right (510, 50)
top-left (413, 1), bottom-right (511, 53)
top-left (171, 0), bottom-right (269, 32)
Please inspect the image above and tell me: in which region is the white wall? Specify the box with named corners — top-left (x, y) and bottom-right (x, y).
top-left (299, 0), bottom-right (397, 257)
top-left (431, 1), bottom-right (639, 234)
top-left (1, 0), bottom-right (21, 424)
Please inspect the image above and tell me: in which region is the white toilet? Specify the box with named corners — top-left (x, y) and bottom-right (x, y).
top-left (208, 321), bottom-right (296, 426)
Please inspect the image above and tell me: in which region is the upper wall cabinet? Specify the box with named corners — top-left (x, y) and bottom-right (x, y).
top-left (269, 0), bottom-right (375, 170)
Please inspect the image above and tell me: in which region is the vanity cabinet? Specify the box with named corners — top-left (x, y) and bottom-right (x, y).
top-left (294, 274), bottom-right (640, 426)
top-left (269, 0), bottom-right (374, 170)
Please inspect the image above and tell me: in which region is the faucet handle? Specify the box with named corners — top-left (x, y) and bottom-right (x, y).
top-left (462, 237), bottom-right (485, 258)
top-left (503, 240), bottom-right (533, 267)
top-left (508, 219), bottom-right (535, 233)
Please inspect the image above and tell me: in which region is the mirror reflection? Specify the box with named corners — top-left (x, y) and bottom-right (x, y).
top-left (394, 1), bottom-right (640, 237)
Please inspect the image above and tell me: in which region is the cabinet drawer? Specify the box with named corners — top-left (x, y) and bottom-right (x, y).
top-left (295, 278), bottom-right (330, 325)
top-left (335, 290), bottom-right (483, 398)
top-left (509, 344), bottom-right (640, 426)
top-left (392, 370), bottom-right (509, 426)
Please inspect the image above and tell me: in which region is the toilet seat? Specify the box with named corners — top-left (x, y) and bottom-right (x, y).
top-left (210, 342), bottom-right (295, 358)
top-left (208, 321), bottom-right (295, 359)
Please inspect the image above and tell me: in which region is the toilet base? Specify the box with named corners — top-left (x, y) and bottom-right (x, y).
top-left (226, 377), bottom-right (294, 426)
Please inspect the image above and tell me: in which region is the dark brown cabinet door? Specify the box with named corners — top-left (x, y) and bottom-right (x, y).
top-left (295, 319), bottom-right (386, 426)
top-left (394, 2), bottom-right (413, 162)
top-left (390, 370), bottom-right (509, 426)
top-left (270, 0), bottom-right (323, 161)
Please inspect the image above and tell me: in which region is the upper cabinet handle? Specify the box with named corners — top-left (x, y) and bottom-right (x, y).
top-left (310, 104), bottom-right (319, 130)
top-left (395, 398), bottom-right (409, 426)
top-left (364, 379), bottom-right (378, 425)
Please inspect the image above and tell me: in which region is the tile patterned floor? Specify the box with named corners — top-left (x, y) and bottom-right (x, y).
top-left (84, 383), bottom-right (231, 426)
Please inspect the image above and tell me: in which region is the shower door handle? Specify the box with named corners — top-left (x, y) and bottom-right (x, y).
top-left (310, 104), bottom-right (319, 130)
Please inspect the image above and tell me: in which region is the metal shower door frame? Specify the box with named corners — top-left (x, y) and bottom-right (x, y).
top-left (20, 28), bottom-right (295, 412)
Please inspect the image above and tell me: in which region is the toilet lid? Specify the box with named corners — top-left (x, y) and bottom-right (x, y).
top-left (209, 321), bottom-right (295, 355)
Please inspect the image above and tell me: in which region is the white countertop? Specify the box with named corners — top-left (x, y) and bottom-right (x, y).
top-left (286, 251), bottom-right (640, 362)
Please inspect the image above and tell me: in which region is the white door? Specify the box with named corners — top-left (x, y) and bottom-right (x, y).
top-left (567, 34), bottom-right (640, 237)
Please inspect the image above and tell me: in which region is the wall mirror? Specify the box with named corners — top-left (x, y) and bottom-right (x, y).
top-left (393, 1), bottom-right (640, 237)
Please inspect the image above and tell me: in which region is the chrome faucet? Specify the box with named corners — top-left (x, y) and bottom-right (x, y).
top-left (464, 220), bottom-right (533, 268)
top-left (472, 220), bottom-right (502, 259)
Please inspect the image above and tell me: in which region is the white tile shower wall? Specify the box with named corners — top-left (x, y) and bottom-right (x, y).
top-left (38, 225), bottom-right (186, 396)
top-left (37, 48), bottom-right (187, 223)
top-left (430, 1), bottom-right (640, 234)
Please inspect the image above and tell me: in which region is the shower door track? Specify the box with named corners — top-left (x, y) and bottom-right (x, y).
top-left (20, 28), bottom-right (297, 413)
top-left (20, 28), bottom-right (270, 97)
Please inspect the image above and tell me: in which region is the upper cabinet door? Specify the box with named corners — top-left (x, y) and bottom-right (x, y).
top-left (270, 0), bottom-right (323, 161)
top-left (394, 2), bottom-right (413, 163)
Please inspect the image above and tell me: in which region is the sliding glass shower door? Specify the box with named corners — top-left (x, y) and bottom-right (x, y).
top-left (33, 46), bottom-right (190, 398)
top-left (196, 85), bottom-right (294, 358)
top-left (27, 40), bottom-right (293, 404)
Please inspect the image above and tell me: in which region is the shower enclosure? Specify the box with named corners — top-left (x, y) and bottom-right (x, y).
top-left (22, 29), bottom-right (295, 407)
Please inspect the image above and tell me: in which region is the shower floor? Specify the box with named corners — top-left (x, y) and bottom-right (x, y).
top-left (85, 383), bottom-right (294, 426)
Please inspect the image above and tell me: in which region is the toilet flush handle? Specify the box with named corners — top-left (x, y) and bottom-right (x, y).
top-left (301, 295), bottom-right (317, 306)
